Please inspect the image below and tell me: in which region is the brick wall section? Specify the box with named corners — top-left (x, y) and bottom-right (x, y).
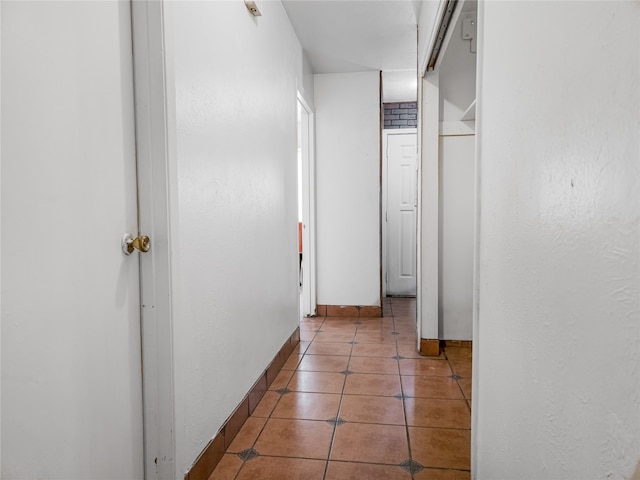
top-left (383, 102), bottom-right (417, 129)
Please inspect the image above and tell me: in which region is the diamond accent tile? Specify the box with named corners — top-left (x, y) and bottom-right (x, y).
top-left (237, 448), bottom-right (260, 462)
top-left (194, 298), bottom-right (472, 475)
top-left (326, 417), bottom-right (347, 426)
top-left (399, 459), bottom-right (424, 474)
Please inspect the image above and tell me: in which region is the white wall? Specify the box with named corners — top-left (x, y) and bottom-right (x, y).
top-left (315, 72), bottom-right (381, 307)
top-left (439, 135), bottom-right (474, 340)
top-left (475, 2), bottom-right (640, 478)
top-left (301, 52), bottom-right (315, 107)
top-left (437, 7), bottom-right (477, 341)
top-left (163, 1), bottom-right (303, 475)
top-left (419, 2), bottom-right (476, 342)
top-left (382, 69), bottom-right (418, 103)
top-left (439, 9), bottom-right (476, 122)
top-left (419, 72), bottom-right (440, 340)
top-left (1, 4), bottom-right (3, 473)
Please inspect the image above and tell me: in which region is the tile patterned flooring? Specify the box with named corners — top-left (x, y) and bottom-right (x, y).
top-left (209, 297), bottom-right (472, 480)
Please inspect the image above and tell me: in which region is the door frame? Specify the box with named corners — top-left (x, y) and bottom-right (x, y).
top-left (297, 92), bottom-right (317, 317)
top-left (382, 128), bottom-right (418, 297)
top-left (130, 2), bottom-right (175, 479)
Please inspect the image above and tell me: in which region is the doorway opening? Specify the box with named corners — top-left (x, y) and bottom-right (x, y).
top-left (418, 0), bottom-right (478, 473)
top-left (297, 94), bottom-right (316, 318)
top-left (382, 128), bottom-right (418, 298)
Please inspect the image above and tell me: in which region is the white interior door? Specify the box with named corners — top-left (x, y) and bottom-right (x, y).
top-left (386, 132), bottom-right (418, 296)
top-left (2, 2), bottom-right (144, 478)
top-left (298, 94), bottom-right (317, 316)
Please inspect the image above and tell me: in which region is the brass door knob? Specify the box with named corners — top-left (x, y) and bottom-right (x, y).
top-left (122, 233), bottom-right (151, 255)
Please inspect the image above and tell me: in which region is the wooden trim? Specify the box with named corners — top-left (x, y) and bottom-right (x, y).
top-left (442, 340), bottom-right (472, 349)
top-left (185, 326), bottom-right (300, 480)
top-left (223, 397), bottom-right (249, 450)
top-left (326, 305), bottom-right (359, 317)
top-left (419, 338), bottom-right (441, 356)
top-left (184, 432), bottom-right (225, 480)
top-left (248, 374), bottom-right (267, 415)
top-left (360, 306), bottom-right (383, 318)
top-left (317, 304), bottom-right (383, 318)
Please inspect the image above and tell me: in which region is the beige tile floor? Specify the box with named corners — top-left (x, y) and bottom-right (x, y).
top-left (209, 297), bottom-right (471, 480)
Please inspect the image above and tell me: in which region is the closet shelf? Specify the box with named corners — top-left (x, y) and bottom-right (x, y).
top-left (460, 99), bottom-right (476, 121)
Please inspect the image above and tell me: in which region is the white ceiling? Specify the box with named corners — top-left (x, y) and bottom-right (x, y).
top-left (382, 69), bottom-right (417, 102)
top-left (282, 0), bottom-right (420, 97)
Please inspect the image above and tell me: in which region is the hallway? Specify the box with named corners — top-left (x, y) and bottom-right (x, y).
top-left (209, 298), bottom-right (471, 479)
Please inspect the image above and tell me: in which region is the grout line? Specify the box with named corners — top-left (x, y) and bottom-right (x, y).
top-left (321, 315), bottom-right (352, 480)
top-left (234, 323), bottom-right (323, 479)
top-left (231, 456), bottom-right (242, 480)
top-left (230, 299), bottom-right (431, 478)
top-left (392, 303), bottom-right (418, 480)
top-left (326, 458), bottom-right (470, 472)
top-left (445, 348), bottom-right (472, 414)
top-left (231, 329), bottom-right (310, 480)
top-left (405, 425), bottom-right (472, 431)
top-left (236, 453), bottom-right (449, 468)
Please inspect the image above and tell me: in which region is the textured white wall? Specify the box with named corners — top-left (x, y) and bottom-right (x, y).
top-left (315, 72), bottom-right (381, 307)
top-left (474, 2), bottom-right (640, 478)
top-left (439, 135), bottom-right (474, 341)
top-left (164, 1), bottom-right (304, 475)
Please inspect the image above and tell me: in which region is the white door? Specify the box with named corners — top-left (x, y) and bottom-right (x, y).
top-left (297, 95), bottom-right (317, 317)
top-left (2, 2), bottom-right (144, 478)
top-left (386, 132), bottom-right (418, 296)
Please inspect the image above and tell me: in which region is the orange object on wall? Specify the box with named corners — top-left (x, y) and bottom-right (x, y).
top-left (298, 222), bottom-right (303, 253)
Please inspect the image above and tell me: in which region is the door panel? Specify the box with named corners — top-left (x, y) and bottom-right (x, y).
top-left (1, 2), bottom-right (143, 478)
top-left (400, 210), bottom-right (417, 276)
top-left (387, 133), bottom-right (418, 296)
